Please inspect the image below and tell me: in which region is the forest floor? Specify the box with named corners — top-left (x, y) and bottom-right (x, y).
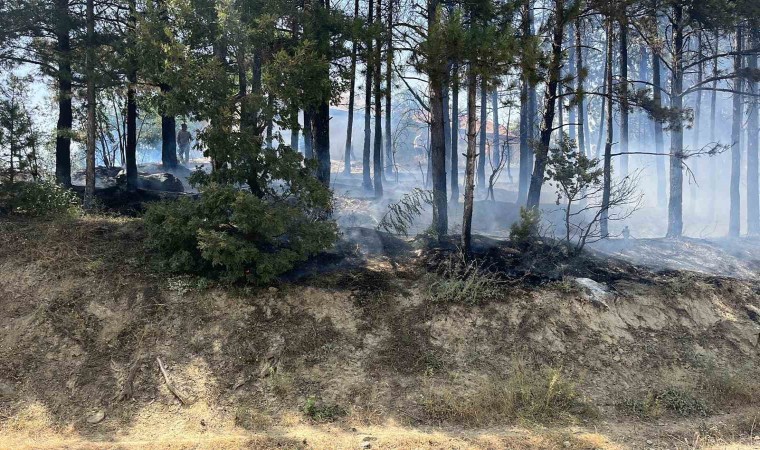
top-left (1, 213), bottom-right (760, 449)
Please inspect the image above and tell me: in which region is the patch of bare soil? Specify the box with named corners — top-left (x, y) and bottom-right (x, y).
top-left (1, 216), bottom-right (759, 449)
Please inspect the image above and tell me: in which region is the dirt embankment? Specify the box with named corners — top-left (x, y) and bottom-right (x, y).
top-left (0, 216), bottom-right (759, 450)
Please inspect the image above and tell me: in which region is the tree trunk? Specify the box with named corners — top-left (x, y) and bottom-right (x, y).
top-left (575, 16), bottom-right (586, 157)
top-left (652, 36), bottom-right (666, 208)
top-left (54, 0), bottom-right (72, 187)
top-left (84, 0), bottom-right (96, 209)
top-left (385, 0), bottom-right (394, 177)
top-left (690, 33), bottom-right (703, 210)
top-left (595, 32), bottom-right (608, 159)
top-left (492, 89), bottom-right (501, 170)
top-left (362, 0), bottom-right (374, 190)
top-left (600, 17), bottom-right (614, 237)
top-left (666, 5), bottom-right (685, 238)
top-left (526, 0), bottom-right (563, 208)
top-left (619, 18), bottom-right (629, 177)
top-left (125, 0), bottom-right (138, 191)
top-left (709, 29), bottom-right (718, 215)
top-left (344, 0), bottom-right (359, 175)
top-left (729, 26), bottom-right (743, 237)
top-left (450, 61), bottom-right (460, 202)
top-left (372, 0), bottom-right (383, 196)
top-left (517, 1), bottom-right (532, 204)
top-left (478, 77), bottom-right (487, 190)
top-left (303, 108), bottom-right (314, 159)
top-left (462, 65), bottom-right (478, 254)
top-left (313, 101), bottom-right (331, 186)
top-left (568, 22), bottom-right (575, 143)
top-left (291, 107), bottom-right (300, 153)
top-left (748, 28), bottom-right (759, 235)
top-left (429, 0), bottom-right (447, 237)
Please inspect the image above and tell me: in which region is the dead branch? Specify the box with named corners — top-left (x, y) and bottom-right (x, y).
top-left (156, 357), bottom-right (187, 406)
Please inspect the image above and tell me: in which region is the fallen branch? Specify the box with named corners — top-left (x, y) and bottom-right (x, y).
top-left (156, 357), bottom-right (187, 405)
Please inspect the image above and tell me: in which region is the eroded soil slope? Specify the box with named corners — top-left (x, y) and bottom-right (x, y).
top-left (0, 216), bottom-right (759, 449)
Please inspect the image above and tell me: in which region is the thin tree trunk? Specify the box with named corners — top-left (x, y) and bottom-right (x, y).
top-left (373, 0), bottom-right (383, 196)
top-left (492, 89), bottom-right (500, 170)
top-left (568, 21), bottom-right (575, 143)
top-left (55, 0), bottom-right (72, 187)
top-left (575, 16), bottom-right (586, 157)
top-left (462, 65), bottom-right (478, 254)
top-left (385, 0), bottom-right (394, 177)
top-left (362, 0), bottom-right (373, 190)
top-left (526, 0), bottom-right (564, 208)
top-left (600, 17), bottom-right (614, 237)
top-left (84, 0), bottom-right (96, 209)
top-left (304, 107), bottom-right (314, 159)
top-left (429, 0), bottom-right (447, 237)
top-left (450, 61), bottom-right (460, 202)
top-left (313, 101), bottom-right (331, 186)
top-left (619, 18), bottom-right (629, 177)
top-left (652, 34), bottom-right (666, 207)
top-left (748, 28), bottom-right (759, 235)
top-left (709, 29), bottom-right (718, 215)
top-left (595, 32), bottom-right (608, 159)
top-left (125, 0), bottom-right (138, 191)
top-left (478, 77), bottom-right (487, 190)
top-left (517, 0), bottom-right (532, 204)
top-left (729, 25), bottom-right (743, 237)
top-left (291, 107), bottom-right (300, 153)
top-left (690, 33), bottom-right (703, 210)
top-left (344, 0), bottom-right (359, 175)
top-left (666, 5), bottom-right (685, 238)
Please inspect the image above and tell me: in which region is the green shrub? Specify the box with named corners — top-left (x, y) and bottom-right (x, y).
top-left (303, 396), bottom-right (346, 422)
top-left (0, 180), bottom-right (80, 217)
top-left (509, 207), bottom-right (541, 249)
top-left (144, 182), bottom-right (337, 284)
top-left (618, 388), bottom-right (709, 419)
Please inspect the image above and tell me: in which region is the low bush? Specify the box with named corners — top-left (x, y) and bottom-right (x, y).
top-left (509, 207), bottom-right (541, 249)
top-left (427, 251), bottom-right (505, 305)
top-left (0, 180), bottom-right (80, 217)
top-left (144, 182), bottom-right (337, 284)
top-left (303, 396), bottom-right (346, 422)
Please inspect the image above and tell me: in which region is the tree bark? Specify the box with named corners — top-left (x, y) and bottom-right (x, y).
top-left (600, 16), bottom-right (614, 237)
top-left (84, 0), bottom-right (96, 209)
top-left (652, 31), bottom-right (666, 207)
top-left (478, 77), bottom-right (487, 190)
top-left (575, 16), bottom-right (585, 157)
top-left (303, 107), bottom-right (314, 159)
top-left (362, 0), bottom-right (374, 190)
top-left (492, 89), bottom-right (500, 169)
top-left (373, 0), bottom-right (383, 196)
top-left (450, 61), bottom-right (460, 202)
top-left (690, 33), bottom-right (703, 210)
top-left (429, 0), bottom-right (447, 237)
top-left (384, 0), bottom-right (394, 177)
top-left (462, 65), bottom-right (478, 254)
top-left (619, 18), bottom-right (629, 177)
top-left (344, 0), bottom-right (359, 175)
top-left (54, 0), bottom-right (72, 187)
top-left (313, 101), bottom-right (331, 186)
top-left (666, 5), bottom-right (685, 238)
top-left (748, 28), bottom-right (759, 235)
top-left (125, 0), bottom-right (138, 191)
top-left (526, 0), bottom-right (563, 208)
top-left (729, 26), bottom-right (743, 237)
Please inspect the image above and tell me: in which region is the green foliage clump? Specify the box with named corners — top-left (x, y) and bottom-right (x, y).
top-left (144, 181), bottom-right (337, 284)
top-left (0, 180), bottom-right (80, 217)
top-left (303, 396), bottom-right (346, 422)
top-left (509, 206), bottom-right (541, 249)
top-left (618, 389), bottom-right (709, 419)
top-left (427, 251), bottom-right (504, 305)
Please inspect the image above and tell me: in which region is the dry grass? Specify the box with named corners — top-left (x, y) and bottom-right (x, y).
top-left (420, 367), bottom-right (596, 426)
